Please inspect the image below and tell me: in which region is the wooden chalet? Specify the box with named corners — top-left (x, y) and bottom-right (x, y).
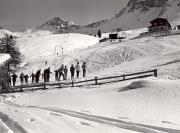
top-left (148, 18), bottom-right (172, 33)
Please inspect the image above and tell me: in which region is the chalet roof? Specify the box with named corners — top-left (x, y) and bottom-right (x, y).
top-left (149, 18), bottom-right (171, 28)
top-left (150, 18), bottom-right (169, 23)
top-left (0, 54), bottom-right (11, 67)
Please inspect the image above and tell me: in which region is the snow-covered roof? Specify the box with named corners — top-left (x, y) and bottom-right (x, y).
top-left (0, 54), bottom-right (11, 67)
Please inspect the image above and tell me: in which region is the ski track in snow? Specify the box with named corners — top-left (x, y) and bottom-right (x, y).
top-left (3, 101), bottom-right (180, 133)
top-left (0, 111), bottom-right (27, 133)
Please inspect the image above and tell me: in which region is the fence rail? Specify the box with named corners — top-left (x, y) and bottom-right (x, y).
top-left (0, 69), bottom-right (157, 94)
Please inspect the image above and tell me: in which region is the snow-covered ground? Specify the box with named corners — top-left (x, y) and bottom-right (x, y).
top-left (0, 54), bottom-right (11, 67)
top-left (0, 79), bottom-right (180, 133)
top-left (1, 29), bottom-right (180, 132)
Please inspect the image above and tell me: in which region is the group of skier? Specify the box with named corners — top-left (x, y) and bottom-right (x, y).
top-left (9, 69), bottom-right (42, 87)
top-left (9, 62), bottom-right (87, 87)
top-left (55, 62), bottom-right (87, 81)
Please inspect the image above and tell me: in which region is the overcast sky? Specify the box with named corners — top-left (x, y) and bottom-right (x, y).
top-left (0, 0), bottom-right (128, 31)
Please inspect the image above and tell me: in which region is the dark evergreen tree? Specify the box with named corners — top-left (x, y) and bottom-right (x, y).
top-left (97, 29), bottom-right (102, 38)
top-left (0, 34), bottom-right (21, 66)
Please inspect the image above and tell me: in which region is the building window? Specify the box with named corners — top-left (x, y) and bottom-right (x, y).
top-left (160, 22), bottom-right (164, 25)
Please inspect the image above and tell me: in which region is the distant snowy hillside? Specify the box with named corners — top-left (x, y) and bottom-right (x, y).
top-left (0, 29), bottom-right (21, 38)
top-left (16, 32), bottom-right (98, 58)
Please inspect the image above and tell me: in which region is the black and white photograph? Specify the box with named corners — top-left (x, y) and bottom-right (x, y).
top-left (0, 0), bottom-right (180, 132)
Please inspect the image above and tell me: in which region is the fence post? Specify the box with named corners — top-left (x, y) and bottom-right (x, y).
top-left (71, 80), bottom-right (74, 87)
top-left (20, 86), bottom-right (23, 92)
top-left (44, 83), bottom-right (46, 89)
top-left (154, 69), bottom-right (157, 77)
top-left (58, 83), bottom-right (62, 88)
top-left (95, 77), bottom-right (98, 85)
top-left (123, 74), bottom-right (125, 80)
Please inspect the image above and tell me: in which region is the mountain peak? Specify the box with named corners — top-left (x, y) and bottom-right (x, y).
top-left (115, 0), bottom-right (168, 17)
top-left (50, 17), bottom-right (75, 24)
top-left (37, 17), bottom-right (80, 33)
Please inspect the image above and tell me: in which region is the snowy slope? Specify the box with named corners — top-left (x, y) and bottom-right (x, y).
top-left (15, 28), bottom-right (148, 77)
top-left (67, 33), bottom-right (180, 80)
top-left (15, 31), bottom-right (99, 74)
top-left (16, 33), bottom-right (99, 58)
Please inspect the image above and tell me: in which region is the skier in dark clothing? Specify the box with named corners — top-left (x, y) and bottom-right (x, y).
top-left (58, 64), bottom-right (65, 81)
top-left (19, 72), bottom-right (24, 85)
top-left (47, 67), bottom-right (52, 82)
top-left (11, 73), bottom-right (17, 87)
top-left (30, 73), bottom-right (35, 83)
top-left (44, 67), bottom-right (51, 82)
top-left (54, 70), bottom-right (59, 81)
top-left (8, 74), bottom-right (11, 86)
top-left (24, 75), bottom-right (29, 84)
top-left (70, 64), bottom-right (75, 79)
top-left (43, 69), bottom-right (47, 82)
top-left (82, 62), bottom-right (87, 77)
top-left (64, 66), bottom-right (68, 80)
top-left (35, 69), bottom-right (41, 83)
top-left (75, 62), bottom-right (80, 78)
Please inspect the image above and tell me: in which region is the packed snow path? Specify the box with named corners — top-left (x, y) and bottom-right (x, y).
top-left (2, 100), bottom-right (180, 133)
top-left (0, 111), bottom-right (27, 133)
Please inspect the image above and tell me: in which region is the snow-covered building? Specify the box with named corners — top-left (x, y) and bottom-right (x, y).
top-left (148, 18), bottom-right (172, 33)
top-left (0, 54), bottom-right (11, 89)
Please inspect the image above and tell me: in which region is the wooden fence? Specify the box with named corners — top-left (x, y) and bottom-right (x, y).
top-left (0, 69), bottom-right (157, 94)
